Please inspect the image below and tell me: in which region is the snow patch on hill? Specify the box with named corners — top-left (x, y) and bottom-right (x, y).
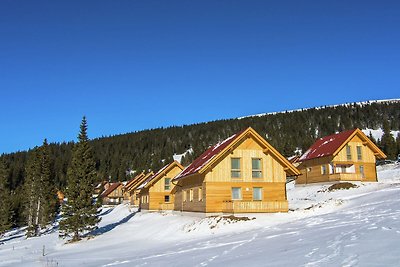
top-left (362, 128), bottom-right (400, 141)
top-left (239, 98), bottom-right (400, 119)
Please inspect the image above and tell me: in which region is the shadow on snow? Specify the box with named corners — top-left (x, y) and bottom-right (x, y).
top-left (89, 211), bottom-right (138, 237)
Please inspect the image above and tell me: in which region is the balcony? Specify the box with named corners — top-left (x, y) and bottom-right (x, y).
top-left (329, 173), bottom-right (363, 181)
top-left (222, 200), bottom-right (288, 213)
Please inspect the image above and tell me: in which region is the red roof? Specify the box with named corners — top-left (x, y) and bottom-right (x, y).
top-left (101, 182), bottom-right (121, 197)
top-left (174, 129), bottom-right (246, 180)
top-left (299, 129), bottom-right (357, 161)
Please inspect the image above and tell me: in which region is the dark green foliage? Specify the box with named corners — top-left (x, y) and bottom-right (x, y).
top-left (0, 101), bottom-right (400, 229)
top-left (0, 159), bottom-right (13, 235)
top-left (24, 140), bottom-right (57, 237)
top-left (396, 133), bottom-right (400, 159)
top-left (59, 117), bottom-right (100, 242)
top-left (381, 120), bottom-right (397, 159)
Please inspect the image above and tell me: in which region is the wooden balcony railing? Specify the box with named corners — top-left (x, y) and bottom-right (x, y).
top-left (222, 200), bottom-right (288, 213)
top-left (159, 203), bottom-right (174, 210)
top-left (329, 173), bottom-right (363, 181)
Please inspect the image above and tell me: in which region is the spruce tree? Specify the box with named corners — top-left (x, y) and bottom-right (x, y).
top-left (381, 120), bottom-right (397, 159)
top-left (24, 140), bottom-right (56, 237)
top-left (0, 158), bottom-right (13, 236)
top-left (59, 117), bottom-right (100, 242)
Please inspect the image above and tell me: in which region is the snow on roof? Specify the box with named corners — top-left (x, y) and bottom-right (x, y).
top-left (299, 129), bottom-right (357, 161)
top-left (174, 130), bottom-right (245, 180)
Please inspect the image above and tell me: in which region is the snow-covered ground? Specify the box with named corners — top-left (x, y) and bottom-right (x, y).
top-left (1, 164), bottom-right (400, 267)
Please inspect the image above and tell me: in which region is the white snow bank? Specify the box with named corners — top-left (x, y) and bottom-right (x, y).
top-left (1, 164), bottom-right (400, 266)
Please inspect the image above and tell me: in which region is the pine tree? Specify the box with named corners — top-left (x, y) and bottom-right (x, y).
top-left (396, 133), bottom-right (400, 160)
top-left (24, 140), bottom-right (56, 237)
top-left (0, 158), bottom-right (13, 236)
top-left (24, 146), bottom-right (41, 237)
top-left (59, 117), bottom-right (101, 242)
top-left (381, 120), bottom-right (397, 159)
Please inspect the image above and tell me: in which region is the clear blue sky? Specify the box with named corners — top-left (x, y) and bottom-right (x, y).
top-left (1, 1), bottom-right (399, 153)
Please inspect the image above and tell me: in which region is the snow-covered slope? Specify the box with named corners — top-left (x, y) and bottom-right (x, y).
top-left (1, 165), bottom-right (400, 266)
top-left (239, 98), bottom-right (400, 119)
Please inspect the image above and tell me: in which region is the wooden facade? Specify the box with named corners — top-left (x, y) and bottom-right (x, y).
top-left (139, 161), bottom-right (184, 211)
top-left (173, 127), bottom-right (300, 213)
top-left (101, 182), bottom-right (124, 205)
top-left (123, 173), bottom-right (145, 203)
top-left (297, 129), bottom-right (386, 184)
top-left (124, 172), bottom-right (154, 206)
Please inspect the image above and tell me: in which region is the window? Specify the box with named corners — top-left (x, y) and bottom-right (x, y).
top-left (183, 190), bottom-right (187, 202)
top-left (321, 165), bottom-right (327, 175)
top-left (231, 187), bottom-right (242, 200)
top-left (357, 146), bottom-right (362, 160)
top-left (198, 187), bottom-right (203, 201)
top-left (359, 165), bottom-right (365, 178)
top-left (252, 158), bottom-right (262, 178)
top-left (164, 178), bottom-right (171, 190)
top-left (189, 189), bottom-right (193, 202)
top-left (231, 158), bottom-right (241, 178)
top-left (253, 187), bottom-right (262, 201)
top-left (164, 195), bottom-right (170, 203)
top-left (346, 145), bottom-right (352, 161)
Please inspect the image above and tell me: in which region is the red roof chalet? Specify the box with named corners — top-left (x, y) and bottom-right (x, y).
top-left (299, 129), bottom-right (356, 161)
top-left (175, 129), bottom-right (246, 180)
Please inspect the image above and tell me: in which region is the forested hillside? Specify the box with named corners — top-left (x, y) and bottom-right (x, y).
top-left (1, 100), bottom-right (400, 226)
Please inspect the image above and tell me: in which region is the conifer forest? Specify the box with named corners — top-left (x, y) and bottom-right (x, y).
top-left (1, 100), bottom-right (400, 231)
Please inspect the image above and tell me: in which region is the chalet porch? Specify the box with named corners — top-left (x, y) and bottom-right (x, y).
top-left (222, 200), bottom-right (288, 213)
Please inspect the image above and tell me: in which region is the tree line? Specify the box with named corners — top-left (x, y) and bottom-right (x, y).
top-left (1, 101), bottom-right (400, 235)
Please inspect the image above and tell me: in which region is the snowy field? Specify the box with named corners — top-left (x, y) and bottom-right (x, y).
top-left (1, 164), bottom-right (400, 267)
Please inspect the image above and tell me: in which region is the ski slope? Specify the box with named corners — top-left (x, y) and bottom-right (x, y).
top-left (1, 164), bottom-right (400, 266)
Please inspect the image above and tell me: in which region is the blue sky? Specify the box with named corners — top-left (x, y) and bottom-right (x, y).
top-left (1, 1), bottom-right (399, 153)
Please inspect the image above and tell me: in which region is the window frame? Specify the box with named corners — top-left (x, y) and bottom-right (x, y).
top-left (189, 189), bottom-right (194, 202)
top-left (198, 187), bottom-right (203, 201)
top-left (359, 165), bottom-right (365, 178)
top-left (346, 145), bottom-right (352, 161)
top-left (253, 187), bottom-right (262, 201)
top-left (164, 178), bottom-right (171, 191)
top-left (231, 187), bottom-right (242, 200)
top-left (321, 164), bottom-right (327, 175)
top-left (231, 158), bottom-right (241, 178)
top-left (164, 195), bottom-right (170, 203)
top-left (252, 158), bottom-right (263, 178)
top-left (357, 146), bottom-right (362, 161)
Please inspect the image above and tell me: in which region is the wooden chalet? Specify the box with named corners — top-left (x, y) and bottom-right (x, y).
top-left (172, 127), bottom-right (300, 213)
top-left (100, 182), bottom-right (124, 205)
top-left (124, 172), bottom-right (154, 205)
top-left (123, 172), bottom-right (146, 203)
top-left (138, 161), bottom-right (184, 211)
top-left (297, 128), bottom-right (386, 184)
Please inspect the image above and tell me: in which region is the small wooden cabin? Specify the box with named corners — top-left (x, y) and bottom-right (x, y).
top-left (101, 182), bottom-right (124, 205)
top-left (138, 161), bottom-right (184, 211)
top-left (297, 128), bottom-right (386, 184)
top-left (172, 127), bottom-right (300, 213)
top-left (124, 172), bottom-right (154, 206)
top-left (123, 173), bottom-right (145, 203)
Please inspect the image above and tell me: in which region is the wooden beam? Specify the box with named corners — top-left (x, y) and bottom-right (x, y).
top-left (263, 148), bottom-right (269, 154)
